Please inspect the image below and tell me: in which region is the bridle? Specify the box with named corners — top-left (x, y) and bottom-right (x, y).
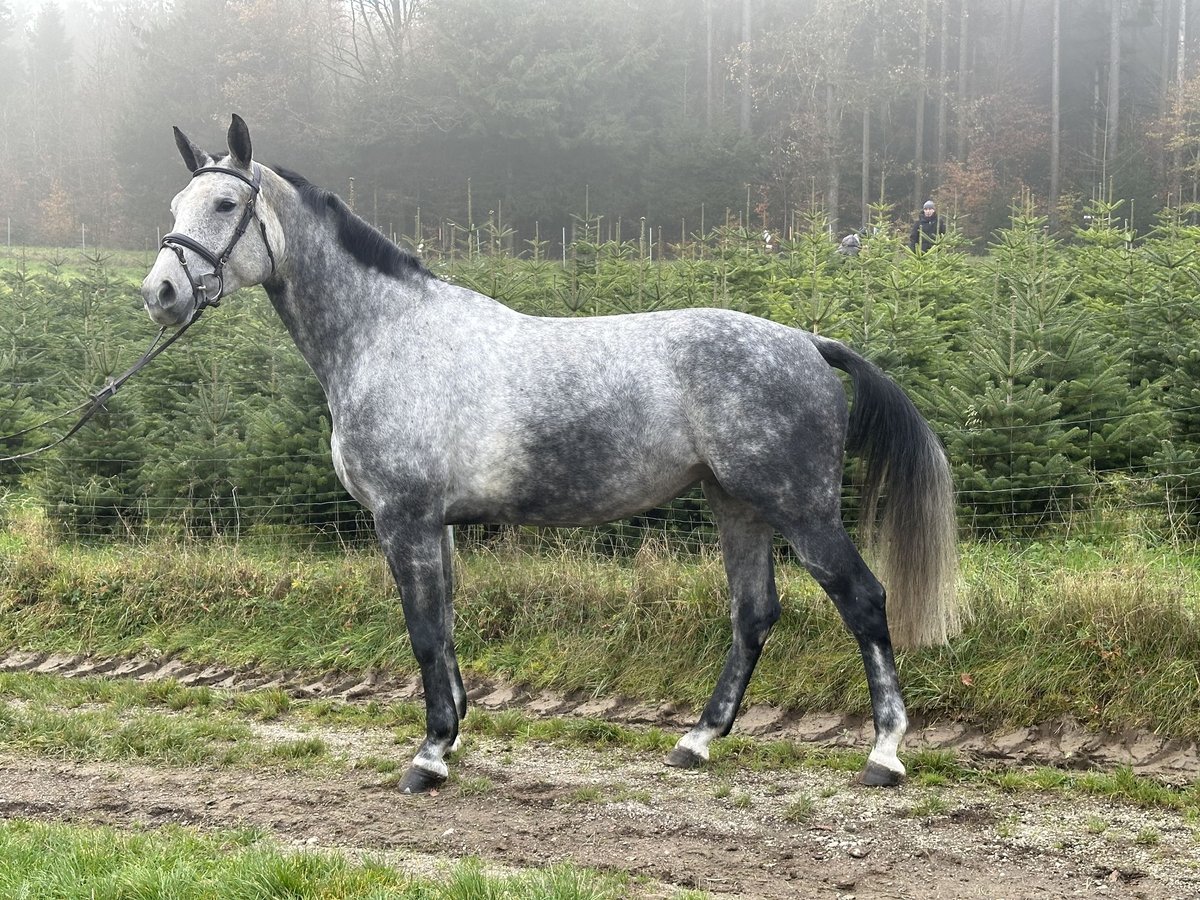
top-left (160, 163), bottom-right (277, 311)
top-left (0, 164), bottom-right (277, 464)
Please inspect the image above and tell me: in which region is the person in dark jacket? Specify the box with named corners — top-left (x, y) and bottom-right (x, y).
top-left (909, 199), bottom-right (945, 251)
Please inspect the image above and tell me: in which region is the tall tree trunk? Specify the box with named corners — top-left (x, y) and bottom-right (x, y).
top-left (862, 105), bottom-right (871, 228)
top-left (1157, 0), bottom-right (1173, 186)
top-left (1179, 0), bottom-right (1189, 85)
top-left (914, 0), bottom-right (928, 209)
top-left (1050, 0), bottom-right (1061, 230)
top-left (936, 0), bottom-right (948, 180)
top-left (1175, 0), bottom-right (1188, 202)
top-left (740, 0), bottom-right (752, 136)
top-left (956, 0), bottom-right (969, 161)
top-left (705, 0), bottom-right (714, 131)
top-left (879, 98), bottom-right (892, 205)
top-left (1105, 0), bottom-right (1121, 179)
top-left (826, 82), bottom-right (840, 235)
top-left (1093, 65), bottom-right (1102, 186)
top-left (1160, 0), bottom-right (1174, 114)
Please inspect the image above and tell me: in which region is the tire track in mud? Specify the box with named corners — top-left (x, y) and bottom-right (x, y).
top-left (2, 648), bottom-right (1198, 785)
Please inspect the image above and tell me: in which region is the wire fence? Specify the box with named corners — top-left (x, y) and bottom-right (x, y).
top-left (8, 439), bottom-right (1197, 554)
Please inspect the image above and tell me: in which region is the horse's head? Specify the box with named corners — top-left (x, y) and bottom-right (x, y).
top-left (141, 114), bottom-right (280, 327)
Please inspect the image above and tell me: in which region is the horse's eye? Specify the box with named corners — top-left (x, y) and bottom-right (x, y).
top-left (216, 199), bottom-right (237, 213)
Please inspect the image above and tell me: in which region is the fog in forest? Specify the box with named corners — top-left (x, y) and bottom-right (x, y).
top-left (0, 0), bottom-right (1196, 250)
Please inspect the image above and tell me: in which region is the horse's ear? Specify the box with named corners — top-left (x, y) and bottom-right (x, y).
top-left (227, 114), bottom-right (252, 169)
top-left (173, 126), bottom-right (207, 173)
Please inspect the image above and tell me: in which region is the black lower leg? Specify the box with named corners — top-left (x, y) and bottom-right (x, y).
top-left (807, 533), bottom-right (908, 786)
top-left (379, 514), bottom-right (459, 793)
top-left (669, 484), bottom-right (779, 768)
top-left (442, 527), bottom-right (467, 721)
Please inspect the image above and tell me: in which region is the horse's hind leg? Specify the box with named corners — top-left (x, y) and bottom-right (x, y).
top-left (442, 528), bottom-right (467, 722)
top-left (376, 510), bottom-right (461, 793)
top-left (442, 526), bottom-right (468, 751)
top-left (667, 482), bottom-right (780, 768)
top-left (782, 520), bottom-right (908, 786)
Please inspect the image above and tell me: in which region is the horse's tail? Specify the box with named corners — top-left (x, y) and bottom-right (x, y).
top-left (809, 334), bottom-right (961, 648)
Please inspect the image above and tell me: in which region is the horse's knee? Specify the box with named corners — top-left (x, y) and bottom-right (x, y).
top-left (733, 598), bottom-right (781, 648)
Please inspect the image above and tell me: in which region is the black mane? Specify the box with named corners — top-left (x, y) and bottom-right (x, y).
top-left (271, 165), bottom-right (431, 281)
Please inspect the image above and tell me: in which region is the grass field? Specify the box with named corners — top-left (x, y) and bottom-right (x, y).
top-left (1, 666), bottom-right (1196, 817)
top-left (0, 661), bottom-right (1197, 897)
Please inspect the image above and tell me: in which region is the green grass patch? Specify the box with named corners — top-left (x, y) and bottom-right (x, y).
top-left (268, 736), bottom-right (328, 760)
top-left (901, 793), bottom-right (949, 818)
top-left (454, 775), bottom-right (496, 797)
top-left (782, 795), bottom-right (814, 823)
top-left (567, 786), bottom-right (605, 804)
top-left (1135, 827), bottom-right (1161, 846)
top-left (234, 687), bottom-right (291, 721)
top-left (0, 672), bottom-right (331, 770)
top-left (0, 701), bottom-right (262, 768)
top-left (0, 818), bottom-right (632, 899)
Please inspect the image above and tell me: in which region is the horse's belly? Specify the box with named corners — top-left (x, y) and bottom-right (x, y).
top-left (446, 460), bottom-right (709, 527)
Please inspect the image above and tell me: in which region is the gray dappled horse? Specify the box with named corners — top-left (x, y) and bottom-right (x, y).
top-left (142, 116), bottom-right (961, 794)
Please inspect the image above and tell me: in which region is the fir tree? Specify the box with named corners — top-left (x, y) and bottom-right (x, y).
top-left (939, 205), bottom-right (1096, 534)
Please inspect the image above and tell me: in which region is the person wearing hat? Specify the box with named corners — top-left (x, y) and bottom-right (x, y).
top-left (909, 199), bottom-right (945, 252)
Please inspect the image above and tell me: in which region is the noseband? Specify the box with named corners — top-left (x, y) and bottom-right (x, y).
top-left (160, 164), bottom-right (277, 312)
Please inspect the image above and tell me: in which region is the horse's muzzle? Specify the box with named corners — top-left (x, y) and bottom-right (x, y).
top-left (141, 255), bottom-right (195, 327)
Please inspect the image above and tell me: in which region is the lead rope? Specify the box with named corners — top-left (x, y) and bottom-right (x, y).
top-left (0, 309), bottom-right (208, 464)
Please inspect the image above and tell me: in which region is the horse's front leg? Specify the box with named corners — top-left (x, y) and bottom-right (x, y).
top-left (442, 525), bottom-right (469, 751)
top-left (376, 508), bottom-right (460, 793)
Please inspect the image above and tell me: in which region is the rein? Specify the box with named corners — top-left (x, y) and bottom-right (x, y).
top-left (0, 164), bottom-right (277, 464)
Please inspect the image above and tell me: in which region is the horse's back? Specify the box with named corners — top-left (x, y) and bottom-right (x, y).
top-left (437, 295), bottom-right (848, 522)
top-left (437, 295), bottom-right (849, 454)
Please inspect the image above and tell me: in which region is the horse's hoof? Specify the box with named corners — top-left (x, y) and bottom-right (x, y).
top-left (857, 759), bottom-right (905, 787)
top-left (665, 746), bottom-right (706, 769)
top-left (397, 765), bottom-right (447, 794)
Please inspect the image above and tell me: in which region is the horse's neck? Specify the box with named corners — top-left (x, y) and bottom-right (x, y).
top-left (263, 213), bottom-right (420, 394)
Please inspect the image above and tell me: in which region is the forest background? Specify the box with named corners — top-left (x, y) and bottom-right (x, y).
top-left (6, 0), bottom-right (1200, 548)
top-left (5, 0), bottom-right (1200, 250)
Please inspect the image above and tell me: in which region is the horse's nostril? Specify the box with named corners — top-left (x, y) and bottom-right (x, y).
top-left (156, 280), bottom-right (176, 306)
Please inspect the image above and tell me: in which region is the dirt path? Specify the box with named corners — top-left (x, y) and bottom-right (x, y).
top-left (1, 741), bottom-right (1196, 898)
top-left (1, 651), bottom-right (1199, 898)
